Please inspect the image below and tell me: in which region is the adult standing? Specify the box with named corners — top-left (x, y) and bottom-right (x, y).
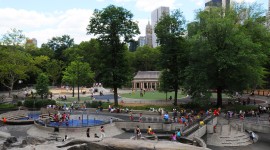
top-left (100, 126), bottom-right (105, 138)
top-left (86, 128), bottom-right (90, 138)
top-left (135, 125), bottom-right (141, 140)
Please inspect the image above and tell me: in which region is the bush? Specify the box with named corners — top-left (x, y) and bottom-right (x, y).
top-left (0, 103), bottom-right (17, 109)
top-left (17, 101), bottom-right (22, 107)
top-left (86, 101), bottom-right (103, 108)
top-left (23, 99), bottom-right (56, 108)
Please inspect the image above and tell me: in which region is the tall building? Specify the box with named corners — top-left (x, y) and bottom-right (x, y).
top-left (151, 6), bottom-right (170, 48)
top-left (138, 36), bottom-right (146, 47)
top-left (128, 40), bottom-right (138, 52)
top-left (145, 21), bottom-right (152, 47)
top-left (205, 0), bottom-right (231, 9)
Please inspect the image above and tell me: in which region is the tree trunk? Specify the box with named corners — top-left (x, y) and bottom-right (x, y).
top-left (77, 84), bottom-right (80, 101)
top-left (166, 92), bottom-right (167, 101)
top-left (217, 86), bottom-right (222, 107)
top-left (114, 86), bottom-right (118, 107)
top-left (8, 89), bottom-right (11, 98)
top-left (72, 82), bottom-right (75, 97)
top-left (174, 88), bottom-right (178, 106)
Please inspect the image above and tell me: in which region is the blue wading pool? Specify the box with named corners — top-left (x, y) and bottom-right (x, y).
top-left (18, 113), bottom-right (40, 120)
top-left (48, 119), bottom-right (104, 127)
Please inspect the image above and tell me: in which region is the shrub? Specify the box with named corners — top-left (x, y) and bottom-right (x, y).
top-left (23, 99), bottom-right (56, 108)
top-left (17, 101), bottom-right (23, 107)
top-left (0, 103), bottom-right (17, 109)
top-left (86, 101), bottom-right (103, 108)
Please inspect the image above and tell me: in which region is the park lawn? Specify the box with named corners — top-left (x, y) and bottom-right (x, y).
top-left (56, 96), bottom-right (92, 104)
top-left (121, 91), bottom-right (185, 100)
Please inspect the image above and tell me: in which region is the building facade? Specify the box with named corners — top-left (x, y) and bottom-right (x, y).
top-left (138, 36), bottom-right (146, 47)
top-left (151, 6), bottom-right (170, 48)
top-left (145, 21), bottom-right (153, 47)
top-left (205, 0), bottom-right (230, 9)
top-left (132, 71), bottom-right (160, 90)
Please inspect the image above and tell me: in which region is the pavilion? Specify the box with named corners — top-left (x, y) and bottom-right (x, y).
top-left (132, 71), bottom-right (160, 90)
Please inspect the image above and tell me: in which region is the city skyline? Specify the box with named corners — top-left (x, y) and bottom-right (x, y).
top-left (0, 0), bottom-right (268, 47)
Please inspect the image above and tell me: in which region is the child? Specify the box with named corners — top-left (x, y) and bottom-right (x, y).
top-left (171, 133), bottom-right (177, 141)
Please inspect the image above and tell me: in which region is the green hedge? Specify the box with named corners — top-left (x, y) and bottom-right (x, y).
top-left (23, 99), bottom-right (56, 108)
top-left (0, 103), bottom-right (17, 109)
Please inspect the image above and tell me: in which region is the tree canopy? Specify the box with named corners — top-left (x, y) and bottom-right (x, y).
top-left (87, 5), bottom-right (140, 106)
top-left (185, 4), bottom-right (270, 107)
top-left (155, 9), bottom-right (187, 106)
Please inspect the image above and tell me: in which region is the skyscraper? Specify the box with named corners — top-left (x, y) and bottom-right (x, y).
top-left (151, 6), bottom-right (170, 48)
top-left (138, 36), bottom-right (146, 47)
top-left (145, 21), bottom-right (152, 47)
top-left (205, 0), bottom-right (230, 9)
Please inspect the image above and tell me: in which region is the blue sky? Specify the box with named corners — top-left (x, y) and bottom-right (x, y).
top-left (0, 0), bottom-right (268, 46)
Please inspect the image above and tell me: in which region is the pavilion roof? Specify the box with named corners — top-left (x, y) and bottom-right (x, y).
top-left (133, 71), bottom-right (160, 79)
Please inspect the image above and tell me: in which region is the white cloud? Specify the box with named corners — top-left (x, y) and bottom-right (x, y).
top-left (0, 8), bottom-right (93, 46)
top-left (135, 0), bottom-right (180, 12)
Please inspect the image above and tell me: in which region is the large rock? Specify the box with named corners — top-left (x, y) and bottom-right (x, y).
top-left (21, 136), bottom-right (46, 146)
top-left (3, 136), bottom-right (17, 147)
top-left (61, 138), bottom-right (210, 150)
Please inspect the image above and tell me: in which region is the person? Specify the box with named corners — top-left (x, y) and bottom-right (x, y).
top-left (169, 96), bottom-right (172, 101)
top-left (129, 111), bottom-right (134, 121)
top-left (94, 133), bottom-right (99, 138)
top-left (147, 126), bottom-right (153, 135)
top-left (171, 133), bottom-right (177, 141)
top-left (100, 126), bottom-right (105, 138)
top-left (86, 128), bottom-right (90, 138)
top-left (250, 131), bottom-right (255, 143)
top-left (173, 109), bottom-right (177, 122)
top-left (139, 113), bottom-right (143, 122)
top-left (135, 126), bottom-right (141, 140)
top-left (110, 118), bottom-right (113, 124)
top-left (164, 112), bottom-right (169, 122)
top-left (199, 120), bottom-right (204, 126)
top-left (176, 129), bottom-right (181, 140)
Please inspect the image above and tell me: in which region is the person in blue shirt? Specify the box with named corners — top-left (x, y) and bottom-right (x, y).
top-left (176, 129), bottom-right (181, 140)
top-left (164, 112), bottom-right (169, 122)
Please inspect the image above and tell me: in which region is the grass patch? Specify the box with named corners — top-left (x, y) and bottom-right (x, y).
top-left (121, 91), bottom-right (185, 100)
top-left (0, 103), bottom-right (17, 109)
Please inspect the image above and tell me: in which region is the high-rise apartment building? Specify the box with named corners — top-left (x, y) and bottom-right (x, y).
top-left (151, 6), bottom-right (170, 48)
top-left (138, 36), bottom-right (146, 47)
top-left (205, 0), bottom-right (231, 9)
top-left (145, 21), bottom-right (153, 47)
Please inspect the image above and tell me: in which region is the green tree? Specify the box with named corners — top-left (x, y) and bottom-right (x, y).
top-left (1, 28), bottom-right (25, 46)
top-left (46, 59), bottom-right (64, 86)
top-left (0, 46), bottom-right (35, 97)
top-left (132, 45), bottom-right (161, 71)
top-left (158, 70), bottom-right (174, 100)
top-left (185, 4), bottom-right (270, 107)
top-left (62, 60), bottom-right (94, 100)
top-left (46, 35), bottom-right (74, 61)
top-left (35, 73), bottom-right (49, 99)
top-left (87, 5), bottom-right (140, 106)
top-left (155, 9), bottom-right (187, 106)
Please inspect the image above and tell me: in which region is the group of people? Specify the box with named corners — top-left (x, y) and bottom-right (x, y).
top-left (86, 126), bottom-right (105, 138)
top-left (51, 112), bottom-right (70, 125)
top-left (161, 108), bottom-right (220, 126)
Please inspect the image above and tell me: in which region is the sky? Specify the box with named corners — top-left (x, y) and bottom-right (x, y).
top-left (0, 0), bottom-right (268, 47)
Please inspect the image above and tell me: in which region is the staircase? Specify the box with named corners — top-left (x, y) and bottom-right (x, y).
top-left (206, 117), bottom-right (253, 146)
